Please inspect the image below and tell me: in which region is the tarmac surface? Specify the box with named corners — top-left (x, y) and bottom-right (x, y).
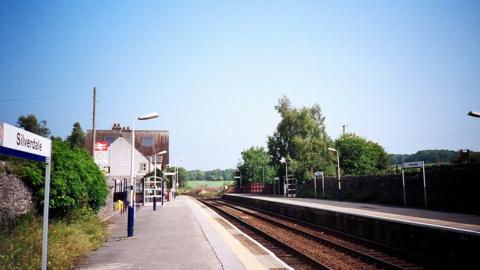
top-left (226, 193), bottom-right (480, 234)
top-left (77, 196), bottom-right (290, 270)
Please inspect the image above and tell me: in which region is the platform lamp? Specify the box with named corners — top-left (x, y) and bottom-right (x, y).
top-left (165, 163), bottom-right (177, 199)
top-left (328, 147), bottom-right (342, 200)
top-left (175, 158), bottom-right (184, 198)
top-left (280, 157), bottom-right (287, 197)
top-left (153, 150), bottom-right (167, 207)
top-left (468, 111), bottom-right (480, 118)
top-left (128, 112), bottom-right (159, 237)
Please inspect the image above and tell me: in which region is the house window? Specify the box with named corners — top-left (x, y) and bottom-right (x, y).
top-left (139, 163), bottom-right (147, 173)
top-left (142, 137), bottom-right (154, 147)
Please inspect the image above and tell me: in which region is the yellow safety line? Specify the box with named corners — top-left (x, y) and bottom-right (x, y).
top-left (190, 198), bottom-right (269, 270)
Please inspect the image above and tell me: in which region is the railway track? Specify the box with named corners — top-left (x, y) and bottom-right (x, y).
top-left (197, 197), bottom-right (426, 270)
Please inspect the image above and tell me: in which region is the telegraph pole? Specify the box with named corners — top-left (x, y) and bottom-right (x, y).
top-left (92, 87), bottom-right (96, 155)
top-left (342, 124), bottom-right (347, 135)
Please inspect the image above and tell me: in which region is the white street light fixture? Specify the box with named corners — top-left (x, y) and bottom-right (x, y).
top-left (468, 111), bottom-right (480, 118)
top-left (128, 112), bottom-right (159, 237)
top-left (152, 150), bottom-right (167, 207)
top-left (138, 112), bottom-right (159, 120)
top-left (328, 147), bottom-right (342, 199)
top-left (174, 158), bottom-right (181, 198)
top-left (280, 157), bottom-right (288, 197)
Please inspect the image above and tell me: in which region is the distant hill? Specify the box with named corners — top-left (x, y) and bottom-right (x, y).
top-left (389, 150), bottom-right (459, 165)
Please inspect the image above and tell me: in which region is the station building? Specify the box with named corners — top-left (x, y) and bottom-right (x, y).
top-left (85, 123), bottom-right (169, 204)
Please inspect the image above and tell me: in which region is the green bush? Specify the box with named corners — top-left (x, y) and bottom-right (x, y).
top-left (20, 141), bottom-right (108, 216)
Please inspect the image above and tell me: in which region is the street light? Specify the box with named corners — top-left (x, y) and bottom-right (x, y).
top-left (328, 147), bottom-right (341, 200)
top-left (128, 112), bottom-right (159, 237)
top-left (468, 111), bottom-right (480, 118)
top-left (165, 158), bottom-right (182, 199)
top-left (153, 150), bottom-right (167, 206)
top-left (174, 158), bottom-right (183, 198)
top-left (280, 157), bottom-right (287, 197)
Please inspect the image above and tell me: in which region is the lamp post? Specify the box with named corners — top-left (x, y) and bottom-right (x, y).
top-left (280, 157), bottom-right (287, 197)
top-left (328, 147), bottom-right (341, 200)
top-left (153, 150), bottom-right (167, 207)
top-left (173, 158), bottom-right (183, 198)
top-left (128, 112), bottom-right (159, 237)
top-left (468, 111), bottom-right (480, 118)
top-left (166, 158), bottom-right (182, 199)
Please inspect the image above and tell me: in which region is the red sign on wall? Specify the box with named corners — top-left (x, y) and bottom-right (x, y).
top-left (94, 141), bottom-right (109, 151)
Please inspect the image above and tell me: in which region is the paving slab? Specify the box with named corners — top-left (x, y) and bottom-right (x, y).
top-left (78, 196), bottom-right (290, 270)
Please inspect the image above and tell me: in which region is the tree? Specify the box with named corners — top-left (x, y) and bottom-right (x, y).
top-left (389, 150), bottom-right (458, 165)
top-left (177, 167), bottom-right (189, 187)
top-left (238, 146), bottom-right (275, 184)
top-left (17, 114), bottom-right (50, 137)
top-left (66, 122), bottom-right (85, 149)
top-left (335, 133), bottom-right (388, 176)
top-left (20, 140), bottom-right (108, 216)
top-left (267, 96), bottom-right (334, 180)
top-left (186, 169), bottom-right (235, 181)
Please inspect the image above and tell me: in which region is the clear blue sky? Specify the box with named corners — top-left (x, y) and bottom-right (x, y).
top-left (1, 1), bottom-right (479, 170)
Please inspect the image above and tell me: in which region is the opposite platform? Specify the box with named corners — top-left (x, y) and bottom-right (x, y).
top-left (224, 193), bottom-right (480, 268)
top-left (225, 193), bottom-right (480, 234)
top-left (77, 196), bottom-right (290, 270)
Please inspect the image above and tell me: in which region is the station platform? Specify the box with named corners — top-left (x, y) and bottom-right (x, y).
top-left (77, 196), bottom-right (290, 270)
top-left (224, 193), bottom-right (480, 234)
top-left (223, 193), bottom-right (480, 267)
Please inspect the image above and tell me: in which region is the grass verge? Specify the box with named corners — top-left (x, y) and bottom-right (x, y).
top-left (184, 180), bottom-right (234, 188)
top-left (0, 211), bottom-right (108, 270)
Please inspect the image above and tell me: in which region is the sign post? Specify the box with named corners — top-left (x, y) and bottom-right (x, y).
top-left (273, 177), bottom-right (279, 196)
top-left (401, 161), bottom-right (427, 208)
top-left (314, 172), bottom-right (324, 199)
top-left (234, 172), bottom-right (242, 193)
top-left (94, 141), bottom-right (110, 174)
top-left (0, 123), bottom-right (51, 270)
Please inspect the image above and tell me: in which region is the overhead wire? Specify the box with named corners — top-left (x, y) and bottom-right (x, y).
top-left (0, 91), bottom-right (85, 103)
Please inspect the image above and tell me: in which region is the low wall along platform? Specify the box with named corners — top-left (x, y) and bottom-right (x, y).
top-left (223, 194), bottom-right (480, 268)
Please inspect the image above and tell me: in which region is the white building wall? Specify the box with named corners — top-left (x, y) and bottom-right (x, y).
top-left (108, 137), bottom-right (152, 180)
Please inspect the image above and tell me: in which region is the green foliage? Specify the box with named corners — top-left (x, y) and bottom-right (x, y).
top-left (267, 96), bottom-right (335, 180)
top-left (335, 133), bottom-right (388, 176)
top-left (393, 150), bottom-right (459, 164)
top-left (390, 150), bottom-right (480, 165)
top-left (238, 146), bottom-right (275, 184)
top-left (187, 169), bottom-right (234, 181)
top-left (17, 114), bottom-right (50, 137)
top-left (389, 154), bottom-right (409, 165)
top-left (20, 140), bottom-right (108, 216)
top-left (178, 167), bottom-right (189, 187)
top-left (66, 122), bottom-right (85, 149)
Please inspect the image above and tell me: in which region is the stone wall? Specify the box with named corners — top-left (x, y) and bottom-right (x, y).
top-left (0, 162), bottom-right (34, 228)
top-left (96, 177), bottom-right (115, 221)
